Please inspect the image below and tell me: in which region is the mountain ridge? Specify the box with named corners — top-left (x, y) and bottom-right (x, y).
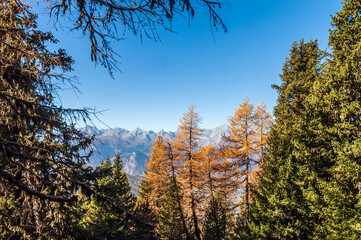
top-left (82, 124), bottom-right (230, 176)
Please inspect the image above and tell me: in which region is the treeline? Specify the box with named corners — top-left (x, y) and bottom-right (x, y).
top-left (139, 101), bottom-right (272, 239)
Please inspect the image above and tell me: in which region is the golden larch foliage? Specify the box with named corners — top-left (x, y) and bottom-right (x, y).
top-left (143, 135), bottom-right (172, 211)
top-left (223, 97), bottom-right (272, 221)
top-left (254, 100), bottom-right (273, 163)
top-left (198, 145), bottom-right (220, 198)
top-left (142, 102), bottom-right (271, 237)
top-left (174, 103), bottom-right (203, 240)
top-left (215, 154), bottom-right (240, 211)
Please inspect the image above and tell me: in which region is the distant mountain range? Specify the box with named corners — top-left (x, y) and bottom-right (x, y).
top-left (82, 125), bottom-right (230, 177)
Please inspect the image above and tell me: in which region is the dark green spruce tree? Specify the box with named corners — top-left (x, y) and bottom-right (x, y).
top-left (156, 176), bottom-right (189, 240)
top-left (112, 153), bottom-right (134, 211)
top-left (134, 176), bottom-right (157, 240)
top-left (245, 39), bottom-right (323, 239)
top-left (0, 1), bottom-right (93, 239)
top-left (304, 0), bottom-right (361, 238)
top-left (202, 191), bottom-right (227, 240)
top-left (73, 153), bottom-right (138, 239)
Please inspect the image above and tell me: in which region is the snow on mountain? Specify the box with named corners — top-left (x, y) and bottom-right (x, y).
top-left (82, 125), bottom-right (230, 177)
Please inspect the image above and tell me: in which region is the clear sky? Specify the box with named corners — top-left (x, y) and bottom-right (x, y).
top-left (36, 0), bottom-right (341, 132)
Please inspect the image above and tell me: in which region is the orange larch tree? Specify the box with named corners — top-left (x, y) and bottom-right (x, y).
top-left (174, 103), bottom-right (204, 240)
top-left (198, 145), bottom-right (220, 199)
top-left (254, 101), bottom-right (273, 164)
top-left (216, 154), bottom-right (241, 211)
top-left (143, 135), bottom-right (169, 210)
top-left (145, 135), bottom-right (191, 239)
top-left (223, 97), bottom-right (272, 222)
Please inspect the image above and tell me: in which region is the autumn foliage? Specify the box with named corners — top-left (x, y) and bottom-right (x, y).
top-left (141, 101), bottom-right (272, 238)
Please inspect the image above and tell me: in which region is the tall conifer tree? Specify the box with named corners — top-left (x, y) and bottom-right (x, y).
top-left (202, 191), bottom-right (227, 240)
top-left (0, 1), bottom-right (93, 238)
top-left (175, 104), bottom-right (204, 240)
top-left (199, 145), bottom-right (221, 199)
top-left (156, 176), bottom-right (189, 240)
top-left (246, 39), bottom-right (323, 239)
top-left (223, 98), bottom-right (271, 222)
top-left (74, 154), bottom-right (136, 239)
top-left (305, 1), bottom-right (361, 238)
top-left (143, 136), bottom-right (171, 210)
top-left (141, 135), bottom-right (190, 239)
top-left (254, 101), bottom-right (273, 163)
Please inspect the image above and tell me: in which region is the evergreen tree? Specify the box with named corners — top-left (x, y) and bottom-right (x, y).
top-left (93, 156), bottom-right (113, 198)
top-left (113, 153), bottom-right (134, 211)
top-left (202, 191), bottom-right (227, 240)
top-left (305, 0), bottom-right (361, 238)
top-left (246, 39), bottom-right (323, 239)
top-left (156, 176), bottom-right (189, 240)
top-left (74, 157), bottom-right (116, 239)
top-left (134, 178), bottom-right (157, 239)
top-left (0, 1), bottom-right (93, 238)
top-left (74, 154), bottom-right (137, 239)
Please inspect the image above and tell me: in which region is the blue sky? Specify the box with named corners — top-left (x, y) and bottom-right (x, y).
top-left (36, 0), bottom-right (341, 132)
